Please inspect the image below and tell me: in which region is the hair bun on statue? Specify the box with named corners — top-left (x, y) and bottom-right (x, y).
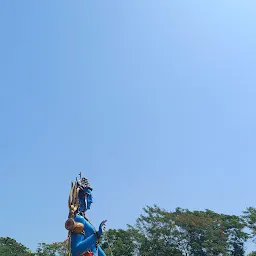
top-left (76, 174), bottom-right (93, 191)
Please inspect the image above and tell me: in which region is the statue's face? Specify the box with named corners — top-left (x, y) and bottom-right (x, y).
top-left (77, 185), bottom-right (93, 213)
top-left (86, 188), bottom-right (93, 210)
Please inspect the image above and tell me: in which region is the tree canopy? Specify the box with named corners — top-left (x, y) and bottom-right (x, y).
top-left (1, 205), bottom-right (256, 256)
top-left (0, 237), bottom-right (34, 256)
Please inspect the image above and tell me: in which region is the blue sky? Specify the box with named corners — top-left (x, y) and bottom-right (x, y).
top-left (1, 0), bottom-right (256, 253)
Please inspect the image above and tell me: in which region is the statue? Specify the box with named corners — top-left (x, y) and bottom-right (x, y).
top-left (65, 173), bottom-right (107, 256)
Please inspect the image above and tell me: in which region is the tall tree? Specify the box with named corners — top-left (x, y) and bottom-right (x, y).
top-left (222, 214), bottom-right (248, 255)
top-left (247, 252), bottom-right (256, 256)
top-left (36, 240), bottom-right (68, 256)
top-left (101, 229), bottom-right (136, 256)
top-left (243, 207), bottom-right (256, 240)
top-left (131, 205), bottom-right (248, 256)
top-left (0, 237), bottom-right (34, 256)
top-left (132, 205), bottom-right (183, 255)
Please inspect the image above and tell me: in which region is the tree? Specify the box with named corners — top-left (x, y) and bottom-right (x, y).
top-left (130, 205), bottom-right (248, 256)
top-left (222, 214), bottom-right (248, 256)
top-left (170, 208), bottom-right (228, 255)
top-left (132, 205), bottom-right (183, 255)
top-left (243, 207), bottom-right (256, 240)
top-left (101, 229), bottom-right (136, 256)
top-left (0, 237), bottom-right (34, 256)
top-left (36, 240), bottom-right (68, 256)
top-left (247, 252), bottom-right (256, 256)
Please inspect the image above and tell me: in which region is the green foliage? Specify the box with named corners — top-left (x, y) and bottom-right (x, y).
top-left (1, 205), bottom-right (256, 256)
top-left (101, 229), bottom-right (136, 256)
top-left (247, 251), bottom-right (256, 256)
top-left (36, 240), bottom-right (68, 256)
top-left (243, 207), bottom-right (256, 240)
top-left (132, 205), bottom-right (183, 256)
top-left (130, 205), bottom-right (248, 256)
top-left (0, 237), bottom-right (34, 256)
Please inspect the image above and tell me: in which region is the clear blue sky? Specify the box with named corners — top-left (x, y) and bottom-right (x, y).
top-left (1, 0), bottom-right (256, 253)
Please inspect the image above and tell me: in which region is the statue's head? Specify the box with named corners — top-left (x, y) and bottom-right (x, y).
top-left (76, 176), bottom-right (93, 213)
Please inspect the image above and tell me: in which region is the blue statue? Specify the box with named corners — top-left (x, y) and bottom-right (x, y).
top-left (65, 173), bottom-right (107, 256)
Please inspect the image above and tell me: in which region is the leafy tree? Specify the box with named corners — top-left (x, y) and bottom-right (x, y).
top-left (101, 229), bottom-right (136, 256)
top-left (36, 240), bottom-right (68, 256)
top-left (243, 207), bottom-right (256, 241)
top-left (222, 214), bottom-right (248, 255)
top-left (2, 205), bottom-right (251, 256)
top-left (0, 237), bottom-right (34, 256)
top-left (131, 205), bottom-right (248, 256)
top-left (132, 205), bottom-right (183, 255)
top-left (170, 208), bottom-right (228, 255)
top-left (247, 251), bottom-right (256, 256)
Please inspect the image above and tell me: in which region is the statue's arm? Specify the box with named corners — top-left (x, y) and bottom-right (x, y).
top-left (72, 216), bottom-right (107, 255)
top-left (98, 245), bottom-right (106, 256)
top-left (75, 234), bottom-right (98, 255)
top-left (72, 216), bottom-right (99, 255)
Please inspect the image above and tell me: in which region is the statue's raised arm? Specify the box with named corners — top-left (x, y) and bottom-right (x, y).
top-left (65, 173), bottom-right (107, 256)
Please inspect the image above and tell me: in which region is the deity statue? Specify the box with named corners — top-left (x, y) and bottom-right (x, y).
top-left (65, 173), bottom-right (107, 256)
